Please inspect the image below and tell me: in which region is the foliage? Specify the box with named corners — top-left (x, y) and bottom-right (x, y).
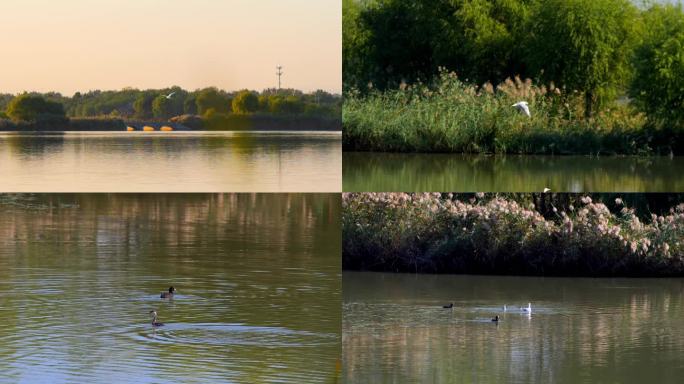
top-left (631, 4), bottom-right (684, 128)
top-left (152, 95), bottom-right (173, 119)
top-left (343, 0), bottom-right (539, 91)
top-left (0, 87), bottom-right (340, 126)
top-left (133, 92), bottom-right (156, 119)
top-left (6, 94), bottom-right (66, 122)
top-left (343, 70), bottom-right (652, 155)
top-left (344, 0), bottom-right (646, 118)
top-left (343, 193), bottom-right (684, 276)
top-left (232, 90), bottom-right (259, 114)
top-left (527, 0), bottom-right (639, 117)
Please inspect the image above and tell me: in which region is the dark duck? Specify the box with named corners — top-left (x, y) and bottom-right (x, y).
top-left (149, 311), bottom-right (165, 327)
top-left (160, 286), bottom-right (176, 298)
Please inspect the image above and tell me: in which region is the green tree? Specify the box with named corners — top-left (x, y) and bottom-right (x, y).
top-left (184, 95), bottom-right (198, 115)
top-left (526, 0), bottom-right (638, 117)
top-left (152, 95), bottom-right (173, 119)
top-left (343, 0), bottom-right (536, 91)
top-left (231, 90), bottom-right (259, 114)
top-left (631, 4), bottom-right (684, 125)
top-left (269, 95), bottom-right (304, 115)
top-left (133, 92), bottom-right (155, 119)
top-left (6, 94), bottom-right (66, 122)
top-left (196, 88), bottom-right (231, 116)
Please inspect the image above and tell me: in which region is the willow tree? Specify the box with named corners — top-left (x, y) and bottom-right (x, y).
top-left (526, 0), bottom-right (638, 117)
top-left (631, 4), bottom-right (684, 126)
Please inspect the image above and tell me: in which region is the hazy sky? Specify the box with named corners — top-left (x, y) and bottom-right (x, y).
top-left (0, 0), bottom-right (341, 94)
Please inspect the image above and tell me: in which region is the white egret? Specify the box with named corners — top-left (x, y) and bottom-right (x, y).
top-left (512, 101), bottom-right (530, 117)
top-left (163, 91), bottom-right (176, 99)
top-left (520, 303), bottom-right (532, 313)
top-left (543, 188), bottom-right (551, 193)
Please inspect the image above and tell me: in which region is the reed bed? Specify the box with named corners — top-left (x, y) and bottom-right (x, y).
top-left (343, 70), bottom-right (656, 155)
top-left (343, 193), bottom-right (684, 276)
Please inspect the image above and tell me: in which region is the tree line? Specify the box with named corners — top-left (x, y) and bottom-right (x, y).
top-left (343, 0), bottom-right (684, 123)
top-left (0, 87), bottom-right (341, 123)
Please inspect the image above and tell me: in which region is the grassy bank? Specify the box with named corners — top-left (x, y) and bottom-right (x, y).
top-left (343, 71), bottom-right (678, 155)
top-left (343, 193), bottom-right (684, 277)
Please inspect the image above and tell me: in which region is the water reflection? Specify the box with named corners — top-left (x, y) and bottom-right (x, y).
top-left (343, 272), bottom-right (684, 384)
top-left (0, 194), bottom-right (341, 383)
top-left (0, 132), bottom-right (341, 192)
top-left (343, 152), bottom-right (684, 192)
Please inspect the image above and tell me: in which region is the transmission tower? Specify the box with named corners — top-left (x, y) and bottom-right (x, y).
top-left (276, 65), bottom-right (283, 90)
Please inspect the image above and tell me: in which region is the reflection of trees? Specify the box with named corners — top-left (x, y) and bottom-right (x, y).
top-left (0, 194), bottom-right (339, 263)
top-left (3, 133), bottom-right (66, 158)
top-left (0, 193), bottom-right (341, 381)
top-left (343, 152), bottom-right (684, 192)
top-left (343, 273), bottom-right (684, 383)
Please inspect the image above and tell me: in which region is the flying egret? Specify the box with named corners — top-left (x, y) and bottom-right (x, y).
top-left (512, 101), bottom-right (530, 117)
top-left (543, 188), bottom-right (551, 193)
top-left (163, 91), bottom-right (176, 99)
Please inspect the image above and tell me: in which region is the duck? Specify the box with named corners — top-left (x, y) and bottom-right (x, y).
top-left (149, 310), bottom-right (165, 327)
top-left (520, 303), bottom-right (532, 313)
top-left (442, 303), bottom-right (454, 309)
top-left (160, 286), bottom-right (176, 298)
top-left (491, 315), bottom-right (500, 322)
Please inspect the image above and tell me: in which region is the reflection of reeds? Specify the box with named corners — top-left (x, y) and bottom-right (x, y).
top-left (343, 193), bottom-right (684, 276)
top-left (343, 285), bottom-right (679, 383)
top-left (343, 69), bottom-right (652, 155)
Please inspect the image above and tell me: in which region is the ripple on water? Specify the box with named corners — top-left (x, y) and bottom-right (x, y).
top-left (127, 323), bottom-right (337, 347)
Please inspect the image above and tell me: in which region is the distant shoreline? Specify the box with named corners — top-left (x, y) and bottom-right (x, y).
top-left (0, 115), bottom-right (341, 132)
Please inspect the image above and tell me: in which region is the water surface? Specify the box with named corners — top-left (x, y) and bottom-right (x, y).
top-left (343, 272), bottom-right (684, 383)
top-left (0, 194), bottom-right (341, 383)
top-left (0, 131), bottom-right (341, 192)
top-left (343, 152), bottom-right (684, 192)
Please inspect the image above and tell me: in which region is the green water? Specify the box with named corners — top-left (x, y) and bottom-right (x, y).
top-left (344, 272), bottom-right (684, 384)
top-left (343, 152), bottom-right (684, 192)
top-left (0, 194), bottom-right (341, 383)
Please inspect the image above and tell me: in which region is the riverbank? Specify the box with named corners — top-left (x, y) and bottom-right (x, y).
top-left (342, 73), bottom-right (680, 155)
top-left (343, 193), bottom-right (684, 277)
top-left (0, 115), bottom-right (341, 131)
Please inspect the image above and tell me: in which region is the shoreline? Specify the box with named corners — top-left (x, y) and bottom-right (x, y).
top-left (0, 115), bottom-right (342, 132)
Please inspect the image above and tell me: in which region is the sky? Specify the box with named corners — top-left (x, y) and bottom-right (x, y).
top-left (0, 0), bottom-right (341, 95)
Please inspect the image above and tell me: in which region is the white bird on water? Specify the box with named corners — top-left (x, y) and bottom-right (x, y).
top-left (163, 91), bottom-right (176, 99)
top-left (512, 101), bottom-right (530, 117)
top-left (520, 303), bottom-right (532, 313)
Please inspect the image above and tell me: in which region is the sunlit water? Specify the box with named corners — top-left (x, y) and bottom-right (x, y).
top-left (0, 131), bottom-right (341, 192)
top-left (343, 152), bottom-right (684, 192)
top-left (0, 194), bottom-right (341, 383)
top-left (343, 272), bottom-right (684, 384)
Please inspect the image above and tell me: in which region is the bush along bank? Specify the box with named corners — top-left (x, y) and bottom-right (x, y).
top-left (343, 192), bottom-right (684, 277)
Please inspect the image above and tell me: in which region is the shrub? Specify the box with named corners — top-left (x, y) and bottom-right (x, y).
top-left (6, 94), bottom-right (66, 123)
top-left (343, 193), bottom-right (684, 276)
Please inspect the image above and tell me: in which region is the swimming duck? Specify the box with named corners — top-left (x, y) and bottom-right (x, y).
top-left (491, 315), bottom-right (499, 322)
top-left (442, 303), bottom-right (454, 309)
top-left (160, 286), bottom-right (176, 298)
top-left (521, 303), bottom-right (532, 313)
top-left (149, 310), bottom-right (165, 327)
